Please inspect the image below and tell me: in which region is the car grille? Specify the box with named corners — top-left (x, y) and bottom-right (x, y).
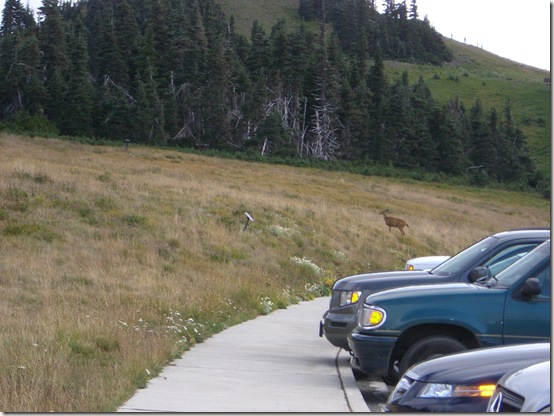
top-left (489, 386), bottom-right (524, 412)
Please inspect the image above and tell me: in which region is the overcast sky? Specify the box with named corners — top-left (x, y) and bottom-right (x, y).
top-left (1, 0), bottom-right (551, 71)
top-left (413, 0), bottom-right (551, 71)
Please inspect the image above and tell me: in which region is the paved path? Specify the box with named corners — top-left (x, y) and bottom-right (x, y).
top-left (118, 297), bottom-right (369, 412)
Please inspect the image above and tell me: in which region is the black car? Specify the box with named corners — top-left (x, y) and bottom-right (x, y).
top-left (320, 228), bottom-right (550, 351)
top-left (385, 343), bottom-right (550, 412)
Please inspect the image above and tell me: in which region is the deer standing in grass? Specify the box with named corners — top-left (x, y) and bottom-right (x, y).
top-left (379, 209), bottom-right (409, 235)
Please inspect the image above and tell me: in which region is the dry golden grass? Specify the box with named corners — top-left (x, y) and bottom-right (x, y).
top-left (0, 133), bottom-right (549, 411)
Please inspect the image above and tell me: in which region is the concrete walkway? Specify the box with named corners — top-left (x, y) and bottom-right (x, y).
top-left (118, 297), bottom-right (369, 412)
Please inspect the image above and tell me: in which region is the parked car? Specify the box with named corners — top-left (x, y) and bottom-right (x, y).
top-left (487, 360), bottom-right (550, 412)
top-left (320, 228), bottom-right (549, 350)
top-left (404, 255), bottom-right (450, 271)
top-left (386, 343), bottom-right (550, 412)
top-left (348, 239), bottom-right (550, 383)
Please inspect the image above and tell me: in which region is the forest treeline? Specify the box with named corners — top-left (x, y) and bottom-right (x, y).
top-left (0, 0), bottom-right (541, 190)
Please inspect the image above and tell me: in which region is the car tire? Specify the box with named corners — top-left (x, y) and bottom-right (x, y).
top-left (399, 336), bottom-right (467, 376)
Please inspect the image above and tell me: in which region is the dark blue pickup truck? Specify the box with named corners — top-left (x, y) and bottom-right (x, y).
top-left (348, 239), bottom-right (551, 382)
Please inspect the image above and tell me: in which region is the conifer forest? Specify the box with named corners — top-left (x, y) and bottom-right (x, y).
top-left (0, 0), bottom-right (541, 187)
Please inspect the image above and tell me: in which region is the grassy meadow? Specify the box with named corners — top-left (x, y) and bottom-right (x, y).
top-left (0, 133), bottom-right (550, 411)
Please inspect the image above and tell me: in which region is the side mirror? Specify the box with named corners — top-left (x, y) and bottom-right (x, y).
top-left (469, 266), bottom-right (488, 283)
top-left (520, 277), bottom-right (541, 298)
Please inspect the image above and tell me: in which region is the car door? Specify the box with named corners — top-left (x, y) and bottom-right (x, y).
top-left (502, 257), bottom-right (551, 344)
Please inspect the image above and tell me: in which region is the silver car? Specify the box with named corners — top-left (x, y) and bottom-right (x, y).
top-left (487, 360), bottom-right (550, 412)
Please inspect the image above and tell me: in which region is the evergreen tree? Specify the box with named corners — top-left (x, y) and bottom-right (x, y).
top-left (16, 29), bottom-right (47, 115)
top-left (406, 76), bottom-right (437, 170)
top-left (367, 47), bottom-right (387, 162)
top-left (149, 0), bottom-right (172, 87)
top-left (94, 79), bottom-right (131, 141)
top-left (130, 66), bottom-right (166, 145)
top-left (114, 0), bottom-right (138, 88)
top-left (0, 0), bottom-right (39, 119)
top-left (430, 105), bottom-right (467, 175)
top-left (201, 22), bottom-right (231, 148)
top-left (185, 0), bottom-right (208, 84)
top-left (62, 23), bottom-right (94, 137)
top-left (96, 5), bottom-right (129, 87)
top-left (38, 0), bottom-right (68, 126)
top-left (133, 24), bottom-right (157, 83)
top-left (1, 0), bottom-right (29, 35)
top-left (246, 20), bottom-right (269, 82)
top-left (497, 100), bottom-right (535, 182)
top-left (268, 19), bottom-right (289, 87)
top-left (0, 31), bottom-right (19, 118)
top-left (383, 71), bottom-right (411, 166)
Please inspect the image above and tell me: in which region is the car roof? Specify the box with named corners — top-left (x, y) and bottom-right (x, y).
top-left (492, 228), bottom-right (550, 240)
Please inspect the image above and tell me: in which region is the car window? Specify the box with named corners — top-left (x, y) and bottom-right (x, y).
top-left (485, 243), bottom-right (538, 275)
top-left (432, 236), bottom-right (498, 276)
top-left (495, 241), bottom-right (551, 287)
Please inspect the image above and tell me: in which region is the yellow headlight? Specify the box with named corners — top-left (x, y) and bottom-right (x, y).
top-left (369, 309), bottom-right (384, 325)
top-left (359, 305), bottom-right (387, 328)
top-left (339, 291), bottom-right (362, 306)
top-left (477, 385), bottom-right (496, 397)
top-left (452, 384), bottom-right (496, 397)
top-left (420, 383), bottom-right (497, 398)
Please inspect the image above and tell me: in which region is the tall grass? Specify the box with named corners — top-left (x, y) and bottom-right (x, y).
top-left (0, 133), bottom-right (549, 411)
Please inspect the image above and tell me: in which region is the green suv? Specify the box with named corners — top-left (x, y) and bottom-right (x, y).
top-left (348, 239), bottom-right (551, 382)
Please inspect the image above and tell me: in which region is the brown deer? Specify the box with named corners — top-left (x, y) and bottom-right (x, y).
top-left (379, 209), bottom-right (409, 235)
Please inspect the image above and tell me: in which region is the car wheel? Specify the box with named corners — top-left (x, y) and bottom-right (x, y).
top-left (399, 336), bottom-right (467, 376)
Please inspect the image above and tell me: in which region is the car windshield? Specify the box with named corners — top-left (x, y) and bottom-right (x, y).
top-left (491, 240), bottom-right (551, 287)
top-left (431, 236), bottom-right (499, 276)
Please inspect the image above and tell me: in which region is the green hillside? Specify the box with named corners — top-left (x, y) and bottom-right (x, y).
top-left (217, 0), bottom-right (551, 176)
top-left (386, 39), bottom-right (550, 176)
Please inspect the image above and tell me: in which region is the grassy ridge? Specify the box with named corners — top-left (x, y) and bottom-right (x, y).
top-left (0, 133), bottom-right (550, 411)
top-left (388, 39), bottom-right (551, 176)
top-left (216, 0), bottom-right (551, 177)
top-left (217, 0), bottom-right (303, 34)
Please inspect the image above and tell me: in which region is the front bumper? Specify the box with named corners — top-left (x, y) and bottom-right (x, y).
top-left (347, 331), bottom-right (397, 376)
top-left (320, 309), bottom-right (358, 351)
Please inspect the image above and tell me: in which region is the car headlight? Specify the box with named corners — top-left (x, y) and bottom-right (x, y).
top-left (418, 383), bottom-right (496, 398)
top-left (358, 305), bottom-right (386, 329)
top-left (339, 290), bottom-right (362, 307)
top-left (389, 376), bottom-right (415, 403)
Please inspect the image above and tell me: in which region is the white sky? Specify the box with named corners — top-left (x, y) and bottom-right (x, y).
top-left (413, 0), bottom-right (551, 71)
top-left (2, 0), bottom-right (552, 71)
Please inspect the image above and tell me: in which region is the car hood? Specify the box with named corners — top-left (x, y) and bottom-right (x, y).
top-left (364, 282), bottom-right (482, 305)
top-left (408, 343), bottom-right (551, 385)
top-left (500, 360), bottom-right (551, 407)
top-left (333, 270), bottom-right (433, 291)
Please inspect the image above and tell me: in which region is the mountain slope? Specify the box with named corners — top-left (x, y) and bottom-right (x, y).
top-left (216, 0), bottom-right (550, 177)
